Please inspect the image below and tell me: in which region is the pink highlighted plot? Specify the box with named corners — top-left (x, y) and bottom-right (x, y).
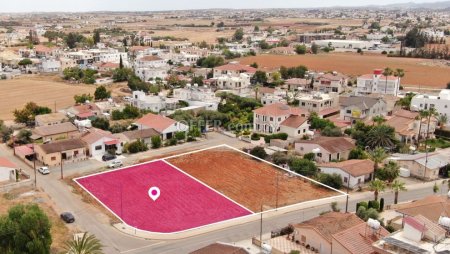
top-left (75, 160), bottom-right (252, 233)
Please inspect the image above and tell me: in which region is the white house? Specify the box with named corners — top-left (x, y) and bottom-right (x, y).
top-left (81, 128), bottom-right (123, 158)
top-left (135, 113), bottom-right (188, 140)
top-left (279, 115), bottom-right (310, 139)
top-left (312, 39), bottom-right (371, 49)
top-left (313, 72), bottom-right (348, 94)
top-left (411, 89), bottom-right (450, 125)
top-left (295, 136), bottom-right (356, 163)
top-left (339, 96), bottom-right (387, 123)
top-left (130, 91), bottom-right (178, 112)
top-left (297, 92), bottom-right (339, 113)
top-left (134, 55), bottom-right (169, 81)
top-left (356, 69), bottom-right (400, 96)
top-left (0, 157), bottom-right (17, 183)
top-left (173, 84), bottom-right (220, 111)
top-left (253, 103), bottom-right (308, 136)
top-left (39, 58), bottom-right (61, 73)
top-left (319, 160), bottom-right (374, 189)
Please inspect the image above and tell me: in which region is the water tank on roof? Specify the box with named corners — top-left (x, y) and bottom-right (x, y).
top-left (438, 216), bottom-right (450, 228)
top-left (367, 218), bottom-right (381, 230)
top-left (262, 243), bottom-right (272, 254)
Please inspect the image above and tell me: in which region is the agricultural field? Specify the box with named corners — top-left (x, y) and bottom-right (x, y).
top-left (240, 53), bottom-right (450, 88)
top-left (0, 76), bottom-right (95, 121)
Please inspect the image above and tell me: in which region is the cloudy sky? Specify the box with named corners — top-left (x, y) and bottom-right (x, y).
top-left (1, 0), bottom-right (440, 12)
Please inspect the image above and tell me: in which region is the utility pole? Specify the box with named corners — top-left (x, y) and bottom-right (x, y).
top-left (33, 145), bottom-right (36, 189)
top-left (60, 152), bottom-right (64, 179)
top-left (345, 172), bottom-right (350, 213)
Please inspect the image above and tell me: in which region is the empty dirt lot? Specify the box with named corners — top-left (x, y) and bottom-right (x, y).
top-left (240, 53), bottom-right (450, 88)
top-left (167, 147), bottom-right (338, 212)
top-left (0, 77), bottom-right (95, 120)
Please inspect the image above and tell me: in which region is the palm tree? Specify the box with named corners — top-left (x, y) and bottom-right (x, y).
top-left (372, 115), bottom-right (386, 125)
top-left (395, 92), bottom-right (414, 110)
top-left (65, 233), bottom-right (103, 254)
top-left (382, 67), bottom-right (393, 94)
top-left (391, 179), bottom-right (407, 204)
top-left (366, 125), bottom-right (397, 149)
top-left (369, 178), bottom-right (386, 201)
top-left (368, 147), bottom-right (388, 180)
top-left (394, 68), bottom-right (405, 96)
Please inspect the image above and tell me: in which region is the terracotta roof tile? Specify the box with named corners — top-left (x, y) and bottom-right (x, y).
top-left (81, 128), bottom-right (115, 144)
top-left (296, 136), bottom-right (355, 154)
top-left (404, 216), bottom-right (427, 232)
top-left (135, 113), bottom-right (177, 132)
top-left (140, 55), bottom-right (163, 61)
top-left (280, 115), bottom-right (307, 128)
top-left (214, 63), bottom-right (256, 73)
top-left (190, 243), bottom-right (248, 254)
top-left (33, 122), bottom-right (78, 137)
top-left (319, 159), bottom-right (374, 177)
top-left (394, 195), bottom-right (450, 223)
top-left (39, 138), bottom-right (86, 154)
top-left (253, 103), bottom-right (308, 117)
top-left (0, 157), bottom-right (17, 168)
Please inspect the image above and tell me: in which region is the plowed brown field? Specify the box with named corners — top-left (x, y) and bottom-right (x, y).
top-left (239, 53), bottom-right (450, 88)
top-left (167, 147), bottom-right (338, 212)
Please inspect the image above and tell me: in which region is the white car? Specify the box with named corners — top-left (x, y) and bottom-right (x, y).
top-left (38, 167), bottom-right (50, 175)
top-left (108, 160), bottom-right (123, 168)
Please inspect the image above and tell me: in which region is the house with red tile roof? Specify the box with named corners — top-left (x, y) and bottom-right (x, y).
top-left (213, 62), bottom-right (257, 78)
top-left (319, 160), bottom-right (375, 189)
top-left (385, 109), bottom-right (436, 144)
top-left (295, 136), bottom-right (356, 163)
top-left (356, 69), bottom-right (401, 96)
top-left (135, 113), bottom-right (188, 140)
top-left (0, 157), bottom-right (18, 182)
top-left (81, 128), bottom-right (122, 157)
top-left (313, 72), bottom-right (348, 94)
top-left (253, 103), bottom-right (309, 138)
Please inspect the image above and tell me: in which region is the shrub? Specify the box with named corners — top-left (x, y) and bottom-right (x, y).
top-left (151, 136), bottom-right (161, 149)
top-left (368, 200), bottom-right (380, 211)
top-left (249, 146), bottom-right (268, 159)
top-left (251, 133), bottom-right (260, 141)
top-left (303, 152), bottom-right (315, 161)
top-left (288, 158), bottom-right (318, 176)
top-left (264, 133), bottom-right (288, 143)
top-left (318, 173), bottom-right (343, 189)
top-left (126, 139), bottom-right (148, 154)
top-left (271, 152), bottom-right (290, 165)
top-left (166, 137), bottom-right (178, 146)
top-left (379, 198), bottom-right (385, 212)
top-left (175, 132), bottom-right (186, 141)
top-left (356, 201), bottom-right (368, 211)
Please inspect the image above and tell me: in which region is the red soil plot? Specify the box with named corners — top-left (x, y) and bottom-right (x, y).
top-left (75, 160), bottom-right (252, 233)
top-left (167, 147), bottom-right (338, 212)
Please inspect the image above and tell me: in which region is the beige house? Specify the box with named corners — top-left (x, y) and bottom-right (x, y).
top-left (35, 139), bottom-right (88, 167)
top-left (319, 160), bottom-right (374, 189)
top-left (113, 128), bottom-right (160, 146)
top-left (32, 122), bottom-right (80, 143)
top-left (297, 92), bottom-right (339, 113)
top-left (388, 153), bottom-right (448, 180)
top-left (35, 112), bottom-right (68, 127)
top-left (313, 73), bottom-right (348, 94)
top-left (295, 136), bottom-right (355, 163)
top-left (253, 103), bottom-right (308, 135)
top-left (339, 96), bottom-right (386, 123)
top-left (385, 109), bottom-right (437, 144)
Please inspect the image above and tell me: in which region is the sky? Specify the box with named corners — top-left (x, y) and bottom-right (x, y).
top-left (1, 0), bottom-right (441, 12)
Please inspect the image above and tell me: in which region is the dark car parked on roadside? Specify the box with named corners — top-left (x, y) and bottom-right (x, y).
top-left (102, 153), bottom-right (116, 161)
top-left (60, 212), bottom-right (75, 223)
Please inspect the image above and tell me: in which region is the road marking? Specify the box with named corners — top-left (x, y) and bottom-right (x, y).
top-left (120, 241), bottom-right (166, 254)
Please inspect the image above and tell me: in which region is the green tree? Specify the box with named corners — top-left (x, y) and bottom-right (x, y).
top-left (311, 43), bottom-right (318, 54)
top-left (368, 147), bottom-right (388, 180)
top-left (94, 86), bottom-right (111, 101)
top-left (0, 204), bottom-right (52, 254)
top-left (366, 125), bottom-right (397, 149)
top-left (13, 102), bottom-right (52, 125)
top-left (437, 114), bottom-right (448, 130)
top-left (16, 129), bottom-right (32, 144)
top-left (119, 55), bottom-right (124, 69)
top-left (74, 93), bottom-right (93, 104)
top-left (252, 71), bottom-right (268, 84)
top-left (391, 179), bottom-right (407, 204)
top-left (175, 131), bottom-right (186, 141)
top-left (348, 147), bottom-right (368, 160)
top-left (318, 173), bottom-right (343, 189)
top-left (18, 58), bottom-right (32, 66)
top-left (93, 30), bottom-right (101, 44)
top-left (64, 232), bottom-right (103, 254)
top-left (112, 68), bottom-right (133, 82)
top-left (91, 117), bottom-right (110, 130)
top-left (65, 32), bottom-right (85, 49)
top-left (151, 135), bottom-right (162, 149)
top-left (250, 146), bottom-right (268, 160)
top-left (376, 161), bottom-right (400, 183)
top-left (404, 27), bottom-right (427, 48)
top-left (289, 158), bottom-right (318, 177)
top-left (372, 115), bottom-right (386, 125)
top-left (196, 55), bottom-right (225, 68)
top-left (192, 76), bottom-right (204, 86)
top-left (126, 139), bottom-right (148, 154)
top-left (295, 45), bottom-right (307, 54)
top-left (250, 62), bottom-right (258, 68)
top-left (233, 28), bottom-right (244, 41)
top-left (369, 178), bottom-right (386, 201)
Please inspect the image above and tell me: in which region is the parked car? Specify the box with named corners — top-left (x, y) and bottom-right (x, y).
top-left (108, 160), bottom-right (123, 168)
top-left (60, 212), bottom-right (75, 223)
top-left (38, 167), bottom-right (50, 175)
top-left (102, 154), bottom-right (116, 161)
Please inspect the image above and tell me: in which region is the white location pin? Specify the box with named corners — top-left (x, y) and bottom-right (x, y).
top-left (148, 187), bottom-right (161, 201)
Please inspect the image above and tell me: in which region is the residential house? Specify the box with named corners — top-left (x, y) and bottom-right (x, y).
top-left (35, 112), bottom-right (68, 127)
top-left (0, 157), bottom-right (18, 183)
top-left (259, 87), bottom-right (286, 105)
top-left (385, 109), bottom-right (436, 144)
top-left (298, 32), bottom-right (335, 43)
top-left (32, 122), bottom-right (80, 143)
top-left (35, 139), bottom-right (88, 167)
top-left (134, 55), bottom-right (169, 81)
top-left (253, 103), bottom-right (308, 135)
top-left (81, 128), bottom-right (122, 157)
top-left (93, 62), bottom-right (119, 72)
top-left (297, 92), bottom-right (339, 114)
top-left (319, 160), bottom-right (374, 189)
top-left (292, 212), bottom-right (363, 254)
top-left (284, 78), bottom-right (310, 91)
top-left (295, 136), bottom-right (356, 163)
top-left (173, 84), bottom-right (221, 111)
top-left (130, 91), bottom-right (178, 112)
top-left (411, 89), bottom-right (450, 125)
top-left (388, 153), bottom-right (449, 180)
top-left (34, 45), bottom-right (56, 58)
top-left (213, 62), bottom-right (256, 78)
top-left (279, 115), bottom-right (310, 139)
top-left (114, 128), bottom-right (160, 147)
top-left (216, 73), bottom-right (252, 95)
top-left (313, 73), bottom-right (348, 94)
top-left (95, 100), bottom-right (125, 116)
top-left (372, 215), bottom-right (450, 254)
top-left (393, 195), bottom-right (450, 223)
top-left (339, 96), bottom-right (387, 123)
top-left (38, 58), bottom-right (61, 73)
top-left (190, 243), bottom-right (249, 254)
top-left (356, 69), bottom-right (400, 96)
top-left (270, 46), bottom-right (296, 55)
top-left (135, 113), bottom-right (188, 140)
top-left (67, 103), bottom-right (101, 120)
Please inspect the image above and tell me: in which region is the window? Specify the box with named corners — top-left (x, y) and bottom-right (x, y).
top-left (346, 110), bottom-right (351, 114)
top-left (51, 157), bottom-right (56, 161)
top-left (95, 145), bottom-right (102, 151)
top-left (344, 177), bottom-right (348, 183)
top-left (298, 130), bottom-right (301, 134)
top-left (278, 118), bottom-right (281, 122)
top-left (317, 153), bottom-right (322, 157)
top-left (270, 117), bottom-right (273, 121)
